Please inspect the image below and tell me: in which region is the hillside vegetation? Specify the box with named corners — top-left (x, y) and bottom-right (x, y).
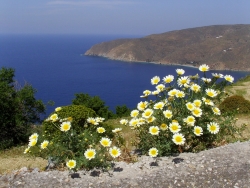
top-left (1, 74), bottom-right (250, 174)
top-left (85, 24), bottom-right (250, 71)
top-left (225, 75), bottom-right (250, 138)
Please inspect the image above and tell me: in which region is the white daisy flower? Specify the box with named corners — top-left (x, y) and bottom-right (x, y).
top-left (212, 107), bottom-right (221, 115)
top-left (169, 122), bottom-right (181, 133)
top-left (151, 76), bottom-right (160, 85)
top-left (156, 84), bottom-right (165, 92)
top-left (142, 109), bottom-right (154, 119)
top-left (120, 119), bottom-right (128, 125)
top-left (206, 88), bottom-right (218, 98)
top-left (149, 126), bottom-right (160, 135)
top-left (130, 110), bottom-right (139, 118)
top-left (190, 84), bottom-right (201, 93)
top-left (199, 64), bottom-right (209, 72)
top-left (207, 122), bottom-right (220, 134)
top-left (163, 110), bottom-right (173, 119)
top-left (154, 102), bottom-right (165, 110)
top-left (176, 69), bottom-right (185, 75)
top-left (194, 126), bottom-right (203, 136)
top-left (177, 76), bottom-right (190, 87)
top-left (148, 148), bottom-right (158, 157)
top-left (137, 101), bottom-right (148, 111)
top-left (163, 75), bottom-right (174, 83)
top-left (224, 75), bottom-right (234, 83)
top-left (172, 133), bottom-right (185, 145)
top-left (201, 78), bottom-right (211, 83)
top-left (212, 73), bottom-right (223, 78)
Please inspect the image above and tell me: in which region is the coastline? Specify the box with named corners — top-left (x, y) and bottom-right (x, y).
top-left (85, 54), bottom-right (250, 73)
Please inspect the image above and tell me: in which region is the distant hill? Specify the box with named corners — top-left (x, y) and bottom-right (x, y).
top-left (85, 25), bottom-right (250, 71)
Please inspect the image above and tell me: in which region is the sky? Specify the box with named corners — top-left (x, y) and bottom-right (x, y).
top-left (1, 0), bottom-right (250, 36)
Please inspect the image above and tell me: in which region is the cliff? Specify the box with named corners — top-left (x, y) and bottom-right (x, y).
top-left (85, 24), bottom-right (250, 71)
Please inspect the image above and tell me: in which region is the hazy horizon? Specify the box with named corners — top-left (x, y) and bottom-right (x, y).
top-left (1, 0), bottom-right (250, 36)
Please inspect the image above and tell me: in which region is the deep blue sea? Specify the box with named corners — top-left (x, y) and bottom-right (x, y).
top-left (0, 34), bottom-right (249, 117)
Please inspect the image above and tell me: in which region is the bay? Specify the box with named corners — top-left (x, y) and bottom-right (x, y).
top-left (0, 34), bottom-right (249, 116)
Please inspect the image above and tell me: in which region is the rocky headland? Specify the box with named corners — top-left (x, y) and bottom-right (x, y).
top-left (85, 24), bottom-right (250, 71)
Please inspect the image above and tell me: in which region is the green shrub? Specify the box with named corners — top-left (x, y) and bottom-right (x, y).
top-left (0, 67), bottom-right (45, 150)
top-left (42, 105), bottom-right (97, 140)
top-left (120, 65), bottom-right (241, 156)
top-left (115, 105), bottom-right (131, 117)
top-left (72, 93), bottom-right (115, 119)
top-left (26, 105), bottom-right (124, 171)
top-left (219, 95), bottom-right (250, 114)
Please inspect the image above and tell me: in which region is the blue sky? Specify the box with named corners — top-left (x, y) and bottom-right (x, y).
top-left (1, 0), bottom-right (250, 35)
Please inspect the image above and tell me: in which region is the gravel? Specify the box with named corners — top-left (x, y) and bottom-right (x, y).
top-left (0, 141), bottom-right (249, 188)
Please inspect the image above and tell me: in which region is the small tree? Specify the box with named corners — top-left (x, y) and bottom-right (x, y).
top-left (72, 93), bottom-right (115, 119)
top-left (115, 105), bottom-right (131, 117)
top-left (0, 67), bottom-right (45, 149)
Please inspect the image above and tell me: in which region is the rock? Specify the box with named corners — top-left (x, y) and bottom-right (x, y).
top-left (1, 141), bottom-right (250, 187)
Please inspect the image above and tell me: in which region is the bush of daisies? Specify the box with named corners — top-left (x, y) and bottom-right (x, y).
top-left (120, 64), bottom-right (238, 157)
top-left (24, 105), bottom-right (123, 172)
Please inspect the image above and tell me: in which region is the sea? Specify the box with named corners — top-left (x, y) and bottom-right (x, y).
top-left (0, 34), bottom-right (249, 117)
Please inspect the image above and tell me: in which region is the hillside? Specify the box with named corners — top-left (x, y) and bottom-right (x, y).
top-left (85, 25), bottom-right (250, 71)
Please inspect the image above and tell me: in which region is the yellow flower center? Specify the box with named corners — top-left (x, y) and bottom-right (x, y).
top-left (161, 124), bottom-right (167, 128)
top-left (171, 125), bottom-right (178, 131)
top-left (150, 150), bottom-right (157, 155)
top-left (151, 128), bottom-right (158, 133)
top-left (30, 140), bottom-right (37, 146)
top-left (68, 161), bottom-right (75, 168)
top-left (63, 124), bottom-right (70, 130)
top-left (210, 125), bottom-right (216, 131)
top-left (166, 113), bottom-right (171, 118)
top-left (187, 118), bottom-right (194, 123)
top-left (147, 117), bottom-right (154, 122)
top-left (132, 112), bottom-right (137, 116)
top-left (131, 121), bottom-right (138, 126)
top-left (175, 136), bottom-right (182, 142)
top-left (111, 150), bottom-right (118, 156)
top-left (181, 80), bottom-right (187, 84)
top-left (193, 109), bottom-right (199, 114)
top-left (87, 151), bottom-right (95, 158)
top-left (42, 143), bottom-right (48, 148)
top-left (102, 140), bottom-right (109, 146)
top-left (172, 91), bottom-right (177, 95)
top-left (201, 67), bottom-right (207, 71)
top-left (207, 92), bottom-right (214, 97)
top-left (156, 104), bottom-right (162, 108)
top-left (165, 78), bottom-right (171, 83)
top-left (98, 128), bottom-right (105, 133)
top-left (187, 104), bottom-right (194, 110)
top-left (195, 129), bottom-right (200, 134)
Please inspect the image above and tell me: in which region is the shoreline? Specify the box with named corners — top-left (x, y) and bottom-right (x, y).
top-left (85, 54), bottom-right (250, 73)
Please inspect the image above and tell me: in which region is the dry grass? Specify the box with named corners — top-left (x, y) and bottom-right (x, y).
top-left (225, 75), bottom-right (250, 139)
top-left (235, 114), bottom-right (250, 139)
top-left (106, 117), bottom-right (139, 163)
top-left (106, 117), bottom-right (137, 150)
top-left (0, 146), bottom-right (47, 175)
top-left (226, 75), bottom-right (250, 100)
